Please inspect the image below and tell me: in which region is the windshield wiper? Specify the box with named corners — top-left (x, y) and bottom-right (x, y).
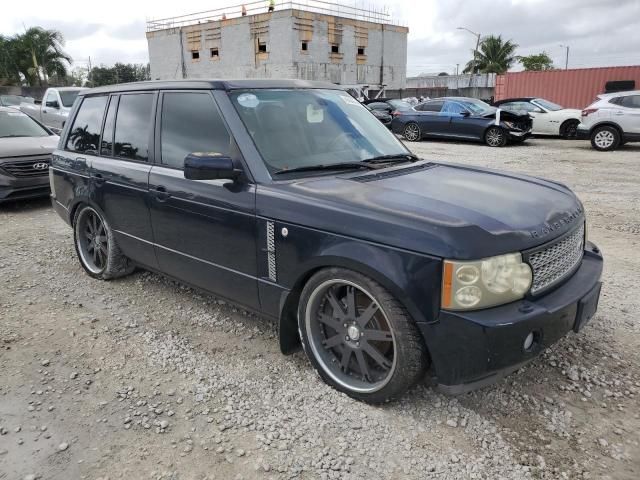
top-left (274, 162), bottom-right (376, 175)
top-left (362, 153), bottom-right (419, 164)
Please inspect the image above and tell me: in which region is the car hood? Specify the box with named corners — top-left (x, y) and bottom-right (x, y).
top-left (259, 162), bottom-right (584, 259)
top-left (0, 135), bottom-right (59, 158)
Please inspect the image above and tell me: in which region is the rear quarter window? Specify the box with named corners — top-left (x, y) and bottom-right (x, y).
top-left (66, 96), bottom-right (108, 154)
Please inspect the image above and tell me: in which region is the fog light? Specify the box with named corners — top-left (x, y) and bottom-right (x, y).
top-left (523, 332), bottom-right (535, 351)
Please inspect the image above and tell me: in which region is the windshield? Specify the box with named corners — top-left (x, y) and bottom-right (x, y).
top-left (0, 95), bottom-right (25, 106)
top-left (534, 98), bottom-right (563, 111)
top-left (229, 89), bottom-right (410, 173)
top-left (59, 90), bottom-right (82, 107)
top-left (0, 110), bottom-right (49, 138)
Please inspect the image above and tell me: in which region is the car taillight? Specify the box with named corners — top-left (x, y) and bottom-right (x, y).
top-left (582, 108), bottom-right (598, 117)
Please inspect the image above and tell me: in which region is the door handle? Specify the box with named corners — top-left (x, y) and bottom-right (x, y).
top-left (153, 185), bottom-right (171, 202)
top-left (613, 112), bottom-right (625, 116)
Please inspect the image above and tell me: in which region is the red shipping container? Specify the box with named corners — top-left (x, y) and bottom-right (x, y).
top-left (495, 66), bottom-right (640, 109)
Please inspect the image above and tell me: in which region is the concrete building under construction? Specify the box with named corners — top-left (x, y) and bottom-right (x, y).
top-left (146, 1), bottom-right (408, 89)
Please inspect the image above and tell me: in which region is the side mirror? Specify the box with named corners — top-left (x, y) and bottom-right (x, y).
top-left (532, 107), bottom-right (544, 113)
top-left (184, 153), bottom-right (239, 181)
top-left (460, 110), bottom-right (471, 117)
top-left (46, 100), bottom-right (60, 109)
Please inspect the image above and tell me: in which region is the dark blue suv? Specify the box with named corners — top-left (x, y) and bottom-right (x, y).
top-left (50, 80), bottom-right (603, 403)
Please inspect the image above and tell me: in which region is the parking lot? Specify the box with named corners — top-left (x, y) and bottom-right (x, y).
top-left (1, 137), bottom-right (639, 480)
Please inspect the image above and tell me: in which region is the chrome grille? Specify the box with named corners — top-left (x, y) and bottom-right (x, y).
top-left (1, 155), bottom-right (51, 177)
top-left (528, 223), bottom-right (585, 294)
top-left (266, 221), bottom-right (277, 282)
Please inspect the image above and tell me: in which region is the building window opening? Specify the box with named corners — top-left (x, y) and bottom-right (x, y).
top-left (210, 48), bottom-right (219, 58)
top-left (191, 50), bottom-right (200, 60)
top-left (331, 44), bottom-right (339, 54)
top-left (258, 42), bottom-right (267, 53)
top-left (357, 46), bottom-right (365, 55)
top-left (301, 41), bottom-right (308, 51)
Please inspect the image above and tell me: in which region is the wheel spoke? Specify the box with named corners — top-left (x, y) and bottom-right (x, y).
top-left (318, 313), bottom-right (344, 332)
top-left (92, 246), bottom-right (98, 263)
top-left (346, 286), bottom-right (357, 317)
top-left (356, 300), bottom-right (378, 328)
top-left (363, 342), bottom-right (392, 370)
top-left (363, 329), bottom-right (393, 342)
top-left (340, 348), bottom-right (352, 372)
top-left (354, 350), bottom-right (371, 381)
top-left (322, 334), bottom-right (344, 349)
top-left (326, 289), bottom-right (347, 319)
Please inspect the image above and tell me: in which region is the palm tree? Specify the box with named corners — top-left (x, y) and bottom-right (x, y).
top-left (463, 35), bottom-right (518, 74)
top-left (20, 27), bottom-right (72, 86)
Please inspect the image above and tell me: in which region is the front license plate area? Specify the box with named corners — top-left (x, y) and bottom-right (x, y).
top-left (574, 282), bottom-right (602, 332)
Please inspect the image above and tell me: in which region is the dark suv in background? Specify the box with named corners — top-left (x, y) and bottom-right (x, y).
top-left (51, 80), bottom-right (602, 403)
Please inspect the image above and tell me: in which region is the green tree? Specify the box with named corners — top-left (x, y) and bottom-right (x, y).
top-left (518, 52), bottom-right (554, 71)
top-left (463, 35), bottom-right (518, 74)
top-left (0, 27), bottom-right (72, 86)
top-left (87, 63), bottom-right (150, 87)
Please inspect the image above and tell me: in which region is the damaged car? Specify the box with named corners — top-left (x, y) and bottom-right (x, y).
top-left (393, 97), bottom-right (532, 147)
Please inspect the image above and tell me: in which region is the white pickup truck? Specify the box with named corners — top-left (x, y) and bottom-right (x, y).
top-left (20, 87), bottom-right (87, 133)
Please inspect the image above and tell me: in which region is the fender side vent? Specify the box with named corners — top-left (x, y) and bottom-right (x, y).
top-left (353, 162), bottom-right (436, 182)
top-left (266, 221), bottom-right (277, 282)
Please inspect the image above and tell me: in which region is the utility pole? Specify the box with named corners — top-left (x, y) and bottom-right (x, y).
top-left (457, 27), bottom-right (481, 95)
top-left (560, 44), bottom-right (569, 70)
top-left (87, 56), bottom-right (92, 86)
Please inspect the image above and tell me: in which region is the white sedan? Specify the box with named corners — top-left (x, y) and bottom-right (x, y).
top-left (493, 97), bottom-right (582, 138)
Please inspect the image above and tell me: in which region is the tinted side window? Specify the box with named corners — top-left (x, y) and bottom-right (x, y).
top-left (442, 101), bottom-right (467, 114)
top-left (114, 93), bottom-right (153, 161)
top-left (46, 91), bottom-right (58, 106)
top-left (621, 95), bottom-right (640, 108)
top-left (422, 101), bottom-right (444, 112)
top-left (101, 96), bottom-right (118, 156)
top-left (66, 96), bottom-right (108, 154)
top-left (160, 92), bottom-right (231, 169)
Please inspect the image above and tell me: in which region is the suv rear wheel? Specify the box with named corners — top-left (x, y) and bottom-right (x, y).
top-left (591, 125), bottom-right (620, 151)
top-left (73, 205), bottom-right (134, 280)
top-left (298, 268), bottom-right (428, 403)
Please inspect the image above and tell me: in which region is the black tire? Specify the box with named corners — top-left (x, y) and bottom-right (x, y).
top-left (484, 126), bottom-right (507, 147)
top-left (298, 268), bottom-right (428, 403)
top-left (591, 125), bottom-right (620, 151)
top-left (560, 119), bottom-right (579, 139)
top-left (73, 205), bottom-right (134, 280)
top-left (402, 122), bottom-right (421, 142)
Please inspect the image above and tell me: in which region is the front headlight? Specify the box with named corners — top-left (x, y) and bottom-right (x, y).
top-left (442, 253), bottom-right (532, 311)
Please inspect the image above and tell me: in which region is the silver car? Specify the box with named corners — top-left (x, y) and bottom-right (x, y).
top-left (577, 90), bottom-right (640, 151)
top-left (0, 107), bottom-right (59, 203)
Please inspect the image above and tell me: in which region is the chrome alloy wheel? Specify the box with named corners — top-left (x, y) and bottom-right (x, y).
top-left (305, 279), bottom-right (397, 393)
top-left (76, 207), bottom-right (108, 274)
top-left (403, 123), bottom-right (420, 141)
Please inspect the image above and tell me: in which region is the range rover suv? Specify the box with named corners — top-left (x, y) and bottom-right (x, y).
top-left (50, 80), bottom-right (603, 403)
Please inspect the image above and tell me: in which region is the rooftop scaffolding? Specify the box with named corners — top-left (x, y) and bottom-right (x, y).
top-left (146, 0), bottom-right (399, 32)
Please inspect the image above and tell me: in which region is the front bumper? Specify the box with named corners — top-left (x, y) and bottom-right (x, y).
top-left (419, 242), bottom-right (603, 393)
top-left (0, 170), bottom-right (50, 203)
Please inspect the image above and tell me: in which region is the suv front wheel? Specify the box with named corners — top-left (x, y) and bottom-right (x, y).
top-left (73, 205), bottom-right (134, 280)
top-left (298, 268), bottom-right (428, 403)
top-left (591, 125), bottom-right (620, 151)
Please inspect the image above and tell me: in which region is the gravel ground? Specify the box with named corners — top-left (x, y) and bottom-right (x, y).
top-left (1, 137), bottom-right (639, 480)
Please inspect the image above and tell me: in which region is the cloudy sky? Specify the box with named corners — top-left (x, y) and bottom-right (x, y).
top-left (2, 0), bottom-right (639, 76)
